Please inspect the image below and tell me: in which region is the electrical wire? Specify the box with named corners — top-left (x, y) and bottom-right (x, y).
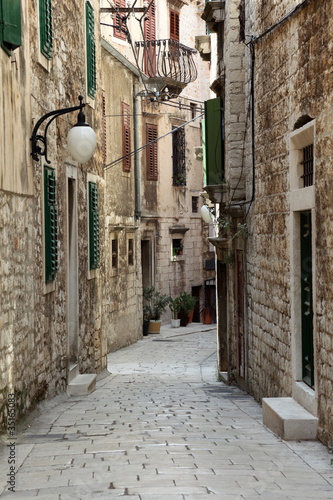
top-left (103, 112), bottom-right (203, 171)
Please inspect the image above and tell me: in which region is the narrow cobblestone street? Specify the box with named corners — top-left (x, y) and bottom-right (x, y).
top-left (1, 325), bottom-right (333, 499)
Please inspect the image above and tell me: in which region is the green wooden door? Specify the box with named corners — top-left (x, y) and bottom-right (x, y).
top-left (300, 211), bottom-right (314, 389)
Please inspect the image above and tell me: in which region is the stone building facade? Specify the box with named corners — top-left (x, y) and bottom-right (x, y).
top-left (0, 0), bottom-right (107, 429)
top-left (199, 0), bottom-right (333, 447)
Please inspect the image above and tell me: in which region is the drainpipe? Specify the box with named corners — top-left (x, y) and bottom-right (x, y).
top-left (134, 84), bottom-right (141, 220)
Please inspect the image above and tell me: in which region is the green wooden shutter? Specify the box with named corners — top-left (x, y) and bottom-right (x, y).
top-left (40, 0), bottom-right (53, 59)
top-left (89, 182), bottom-right (100, 270)
top-left (44, 167), bottom-right (58, 283)
top-left (86, 2), bottom-right (96, 99)
top-left (0, 0), bottom-right (22, 54)
top-left (204, 97), bottom-right (224, 185)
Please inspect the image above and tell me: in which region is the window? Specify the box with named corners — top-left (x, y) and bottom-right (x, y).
top-left (88, 182), bottom-right (100, 270)
top-left (172, 238), bottom-right (183, 257)
top-left (122, 102), bottom-right (131, 172)
top-left (301, 144), bottom-right (314, 187)
top-left (0, 0), bottom-right (21, 55)
top-left (128, 238), bottom-right (134, 266)
top-left (190, 102), bottom-right (197, 120)
top-left (192, 196), bottom-right (199, 213)
top-left (146, 124), bottom-right (158, 181)
top-left (86, 2), bottom-right (96, 99)
top-left (170, 9), bottom-right (179, 41)
top-left (172, 127), bottom-right (186, 186)
top-left (44, 166), bottom-right (58, 284)
top-left (39, 0), bottom-right (53, 60)
top-left (114, 0), bottom-right (127, 41)
top-left (111, 238), bottom-right (118, 268)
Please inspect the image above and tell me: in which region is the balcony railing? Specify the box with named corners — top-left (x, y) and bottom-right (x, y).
top-left (135, 39), bottom-right (198, 87)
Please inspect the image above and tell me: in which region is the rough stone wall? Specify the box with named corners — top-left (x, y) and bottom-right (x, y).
top-left (0, 0), bottom-right (106, 431)
top-left (245, 0), bottom-right (333, 446)
top-left (101, 44), bottom-right (143, 352)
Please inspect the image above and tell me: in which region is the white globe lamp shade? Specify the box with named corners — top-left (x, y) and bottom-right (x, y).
top-left (67, 124), bottom-right (97, 163)
top-left (201, 204), bottom-right (212, 223)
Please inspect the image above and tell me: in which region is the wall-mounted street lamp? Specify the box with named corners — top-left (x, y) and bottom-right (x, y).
top-left (31, 95), bottom-right (97, 164)
top-left (201, 204), bottom-right (216, 224)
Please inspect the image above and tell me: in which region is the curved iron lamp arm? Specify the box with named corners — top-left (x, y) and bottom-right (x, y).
top-left (31, 95), bottom-right (86, 164)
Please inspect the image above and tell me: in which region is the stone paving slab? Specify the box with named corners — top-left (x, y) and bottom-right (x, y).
top-left (0, 324), bottom-right (332, 499)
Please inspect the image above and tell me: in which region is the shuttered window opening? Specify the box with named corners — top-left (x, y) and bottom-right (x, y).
top-left (122, 102), bottom-right (131, 172)
top-left (40, 0), bottom-right (53, 59)
top-left (204, 97), bottom-right (225, 185)
top-left (146, 124), bottom-right (158, 181)
top-left (44, 166), bottom-right (58, 284)
top-left (0, 0), bottom-right (22, 54)
top-left (114, 0), bottom-right (127, 40)
top-left (102, 90), bottom-right (107, 166)
top-left (89, 182), bottom-right (100, 270)
top-left (170, 9), bottom-right (179, 41)
top-left (172, 127), bottom-right (186, 186)
top-left (86, 2), bottom-right (96, 99)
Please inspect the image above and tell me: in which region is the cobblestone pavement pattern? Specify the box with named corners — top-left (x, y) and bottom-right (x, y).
top-left (1, 325), bottom-right (333, 499)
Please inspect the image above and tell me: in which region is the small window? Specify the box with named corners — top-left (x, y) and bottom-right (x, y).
top-left (301, 144), bottom-right (314, 187)
top-left (112, 238), bottom-right (118, 268)
top-left (170, 9), bottom-right (179, 41)
top-left (0, 0), bottom-right (22, 55)
top-left (40, 0), bottom-right (53, 60)
top-left (172, 238), bottom-right (183, 257)
top-left (190, 103), bottom-right (197, 120)
top-left (86, 2), bottom-right (97, 99)
top-left (44, 166), bottom-right (58, 284)
top-left (172, 127), bottom-right (186, 186)
top-left (114, 0), bottom-right (127, 41)
top-left (122, 102), bottom-right (131, 172)
top-left (88, 182), bottom-right (100, 270)
top-left (128, 238), bottom-right (134, 266)
top-left (146, 123), bottom-right (158, 181)
top-left (192, 196), bottom-right (199, 213)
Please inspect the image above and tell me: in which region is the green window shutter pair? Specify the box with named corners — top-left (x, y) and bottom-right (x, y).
top-left (89, 182), bottom-right (100, 270)
top-left (204, 97), bottom-right (224, 186)
top-left (40, 0), bottom-right (53, 59)
top-left (86, 2), bottom-right (97, 99)
top-left (0, 0), bottom-right (22, 55)
top-left (44, 167), bottom-right (58, 284)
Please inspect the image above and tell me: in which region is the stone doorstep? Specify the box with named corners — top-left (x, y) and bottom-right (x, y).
top-left (67, 374), bottom-right (97, 397)
top-left (262, 397), bottom-right (318, 441)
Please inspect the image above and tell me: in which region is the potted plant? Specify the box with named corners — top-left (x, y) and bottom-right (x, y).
top-left (169, 296), bottom-right (182, 328)
top-left (143, 305), bottom-right (151, 336)
top-left (200, 303), bottom-right (215, 324)
top-left (143, 286), bottom-right (171, 333)
top-left (178, 291), bottom-right (197, 326)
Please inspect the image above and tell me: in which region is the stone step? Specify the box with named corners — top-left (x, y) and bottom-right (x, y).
top-left (262, 397), bottom-right (318, 441)
top-left (67, 373), bottom-right (97, 396)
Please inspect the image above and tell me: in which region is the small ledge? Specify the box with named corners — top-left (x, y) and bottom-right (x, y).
top-left (108, 225), bottom-right (125, 231)
top-left (208, 237), bottom-right (229, 250)
top-left (204, 184), bottom-right (227, 204)
top-left (169, 226), bottom-right (189, 234)
top-left (195, 35), bottom-right (211, 62)
top-left (202, 1), bottom-right (225, 33)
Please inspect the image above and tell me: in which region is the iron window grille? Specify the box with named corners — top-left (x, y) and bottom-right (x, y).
top-left (172, 127), bottom-right (186, 186)
top-left (111, 238), bottom-right (118, 268)
top-left (89, 182), bottom-right (100, 270)
top-left (122, 102), bottom-right (131, 172)
top-left (128, 238), bottom-right (134, 266)
top-left (192, 196), bottom-right (199, 213)
top-left (300, 144), bottom-right (314, 187)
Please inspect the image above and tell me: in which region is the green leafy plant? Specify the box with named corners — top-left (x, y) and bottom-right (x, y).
top-left (173, 174), bottom-right (186, 186)
top-left (169, 296), bottom-right (182, 319)
top-left (143, 286), bottom-right (171, 321)
top-left (179, 291), bottom-right (196, 315)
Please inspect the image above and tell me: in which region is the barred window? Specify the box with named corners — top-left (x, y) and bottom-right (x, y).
top-left (301, 144), bottom-right (314, 187)
top-left (44, 166), bottom-right (58, 283)
top-left (86, 2), bottom-right (96, 99)
top-left (172, 127), bottom-right (186, 186)
top-left (40, 0), bottom-right (53, 59)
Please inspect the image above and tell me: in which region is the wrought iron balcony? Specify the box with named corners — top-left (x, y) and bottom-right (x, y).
top-left (135, 39), bottom-right (198, 94)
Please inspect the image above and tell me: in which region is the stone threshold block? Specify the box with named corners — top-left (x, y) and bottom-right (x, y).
top-left (67, 374), bottom-right (97, 396)
top-left (262, 397), bottom-right (318, 441)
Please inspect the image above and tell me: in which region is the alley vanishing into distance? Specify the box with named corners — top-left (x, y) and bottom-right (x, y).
top-left (1, 324), bottom-right (333, 499)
